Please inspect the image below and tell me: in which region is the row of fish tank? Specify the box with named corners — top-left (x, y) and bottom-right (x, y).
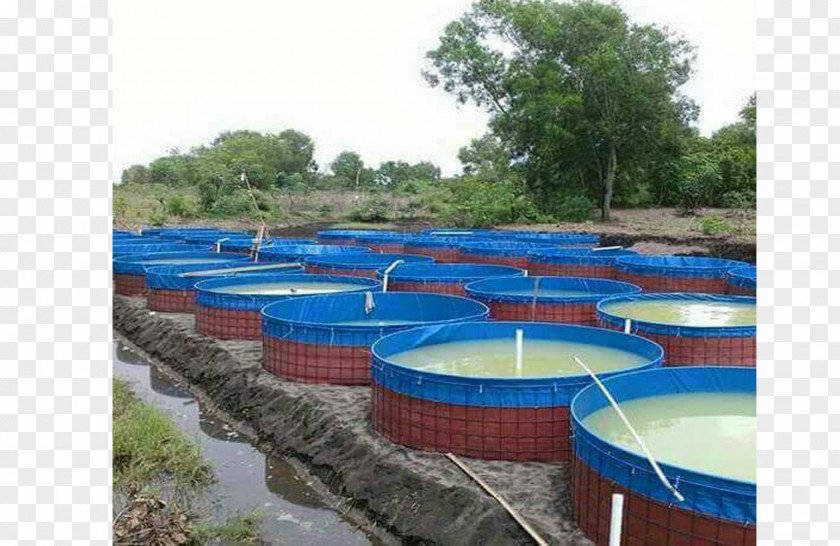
top-left (113, 227), bottom-right (757, 545)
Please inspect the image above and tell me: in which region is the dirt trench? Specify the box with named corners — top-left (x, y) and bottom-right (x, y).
top-left (113, 296), bottom-right (591, 546)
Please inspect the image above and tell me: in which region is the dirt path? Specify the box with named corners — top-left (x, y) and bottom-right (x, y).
top-left (113, 296), bottom-right (591, 546)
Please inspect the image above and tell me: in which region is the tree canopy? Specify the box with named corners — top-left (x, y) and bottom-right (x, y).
top-left (424, 0), bottom-right (698, 219)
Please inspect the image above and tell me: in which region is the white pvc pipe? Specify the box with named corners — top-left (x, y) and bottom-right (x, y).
top-left (624, 318), bottom-right (632, 334)
top-left (609, 493), bottom-right (624, 546)
top-left (215, 237), bottom-right (230, 253)
top-left (572, 355), bottom-right (685, 503)
top-left (381, 260), bottom-right (404, 292)
top-left (515, 329), bottom-right (524, 377)
top-left (592, 246), bottom-right (623, 252)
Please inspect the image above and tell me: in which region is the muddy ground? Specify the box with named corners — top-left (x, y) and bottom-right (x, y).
top-left (113, 296), bottom-right (591, 546)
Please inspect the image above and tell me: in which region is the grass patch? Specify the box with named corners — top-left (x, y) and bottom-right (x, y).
top-left (113, 378), bottom-right (213, 488)
top-left (191, 511), bottom-right (264, 544)
top-left (328, 221), bottom-right (400, 230)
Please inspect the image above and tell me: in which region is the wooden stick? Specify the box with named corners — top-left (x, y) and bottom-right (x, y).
top-left (445, 453), bottom-right (549, 546)
top-left (181, 262), bottom-right (302, 277)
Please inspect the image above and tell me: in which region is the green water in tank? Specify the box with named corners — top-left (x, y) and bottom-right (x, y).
top-left (582, 391), bottom-right (756, 482)
top-left (601, 300), bottom-right (756, 327)
top-left (387, 338), bottom-right (648, 378)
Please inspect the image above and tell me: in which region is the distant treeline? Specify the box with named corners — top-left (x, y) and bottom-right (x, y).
top-left (120, 0), bottom-right (755, 225)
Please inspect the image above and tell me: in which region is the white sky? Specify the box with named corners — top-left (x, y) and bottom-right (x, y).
top-left (113, 0), bottom-right (755, 179)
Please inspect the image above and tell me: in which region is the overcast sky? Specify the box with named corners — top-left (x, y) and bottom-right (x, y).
top-left (113, 0), bottom-right (755, 179)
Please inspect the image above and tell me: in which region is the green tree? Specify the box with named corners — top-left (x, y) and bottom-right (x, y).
top-left (457, 134), bottom-right (513, 181)
top-left (375, 160), bottom-right (442, 188)
top-left (330, 151), bottom-right (375, 189)
top-left (149, 153), bottom-right (199, 187)
top-left (120, 164), bottom-right (152, 185)
top-left (424, 0), bottom-right (696, 220)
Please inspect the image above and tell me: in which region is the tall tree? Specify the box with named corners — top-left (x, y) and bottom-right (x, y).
top-left (424, 0), bottom-right (696, 220)
top-left (120, 164), bottom-right (152, 185)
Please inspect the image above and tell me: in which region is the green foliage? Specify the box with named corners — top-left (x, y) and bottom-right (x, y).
top-left (190, 512), bottom-right (263, 544)
top-left (147, 210), bottom-right (168, 226)
top-left (698, 216), bottom-right (733, 235)
top-left (426, 0), bottom-right (697, 220)
top-left (210, 190), bottom-right (270, 219)
top-left (457, 134), bottom-right (513, 181)
top-left (113, 195), bottom-right (128, 218)
top-left (674, 152), bottom-right (722, 214)
top-left (164, 193), bottom-right (196, 218)
top-left (331, 151), bottom-right (374, 189)
top-left (375, 160), bottom-right (441, 188)
top-left (121, 164), bottom-right (151, 185)
top-left (439, 178), bottom-right (543, 227)
top-left (553, 195), bottom-right (595, 222)
top-left (113, 379), bottom-right (213, 487)
top-left (348, 196), bottom-right (391, 223)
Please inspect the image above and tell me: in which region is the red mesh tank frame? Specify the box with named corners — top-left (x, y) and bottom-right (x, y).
top-left (456, 252), bottom-right (530, 270)
top-left (571, 454), bottom-right (756, 545)
top-left (403, 247), bottom-right (460, 263)
top-left (599, 320), bottom-right (756, 367)
top-left (372, 381), bottom-right (571, 462)
top-left (486, 300), bottom-right (599, 325)
top-left (528, 261), bottom-right (616, 279)
top-left (727, 285), bottom-right (756, 297)
top-left (616, 272), bottom-right (727, 294)
top-left (114, 273), bottom-right (147, 296)
top-left (262, 335), bottom-right (371, 385)
top-left (387, 280), bottom-right (469, 297)
top-left (305, 265), bottom-right (377, 278)
top-left (195, 304), bottom-right (263, 340)
top-left (147, 288), bottom-right (195, 313)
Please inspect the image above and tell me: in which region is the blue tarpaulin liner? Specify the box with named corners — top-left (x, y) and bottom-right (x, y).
top-left (355, 233), bottom-right (416, 245)
top-left (261, 245), bottom-right (372, 263)
top-left (615, 255), bottom-right (748, 279)
top-left (262, 292), bottom-right (489, 346)
top-left (371, 321), bottom-right (662, 407)
top-left (597, 293), bottom-right (756, 338)
top-left (571, 366), bottom-right (756, 523)
top-left (458, 241), bottom-right (556, 257)
top-left (113, 243), bottom-right (210, 257)
top-left (194, 273), bottom-right (381, 311)
top-left (140, 226), bottom-right (217, 236)
top-left (529, 247), bottom-right (638, 266)
top-left (512, 232), bottom-right (600, 245)
top-left (727, 266), bottom-right (757, 290)
top-left (305, 253), bottom-right (433, 270)
top-left (403, 237), bottom-right (491, 250)
top-left (379, 263), bottom-right (525, 285)
top-left (181, 232), bottom-right (252, 244)
top-left (114, 251), bottom-right (248, 275)
top-left (420, 228), bottom-right (495, 237)
top-left (113, 229), bottom-right (133, 235)
top-left (317, 230), bottom-right (399, 243)
top-left (465, 276), bottom-right (641, 304)
top-left (112, 237), bottom-right (164, 246)
top-left (146, 262), bottom-right (304, 291)
top-left (217, 238), bottom-right (317, 253)
top-left (159, 229), bottom-right (230, 241)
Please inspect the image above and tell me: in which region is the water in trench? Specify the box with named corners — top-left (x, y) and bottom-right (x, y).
top-left (113, 340), bottom-right (378, 545)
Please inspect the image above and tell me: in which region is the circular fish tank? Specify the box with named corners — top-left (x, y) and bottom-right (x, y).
top-left (529, 248), bottom-right (639, 279)
top-left (403, 237), bottom-right (488, 263)
top-left (615, 256), bottom-right (748, 294)
top-left (597, 293), bottom-right (756, 367)
top-left (371, 321), bottom-right (663, 461)
top-left (420, 228), bottom-right (495, 238)
top-left (457, 242), bottom-right (555, 270)
top-left (113, 251), bottom-right (248, 296)
top-left (316, 230), bottom-right (399, 245)
top-left (261, 292), bottom-right (489, 385)
top-left (217, 237), bottom-right (317, 254)
top-left (304, 253), bottom-right (433, 278)
top-left (113, 243), bottom-right (209, 258)
top-left (193, 274), bottom-right (381, 340)
top-left (726, 266), bottom-right (756, 296)
top-left (571, 366), bottom-right (755, 545)
top-left (379, 263), bottom-right (524, 297)
top-left (465, 276), bottom-right (641, 325)
top-left (145, 262), bottom-right (305, 313)
top-left (260, 244), bottom-right (372, 263)
top-left (354, 233), bottom-right (416, 254)
top-left (511, 232), bottom-right (600, 247)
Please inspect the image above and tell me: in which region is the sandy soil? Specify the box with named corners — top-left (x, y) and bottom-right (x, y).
top-left (114, 296), bottom-right (591, 545)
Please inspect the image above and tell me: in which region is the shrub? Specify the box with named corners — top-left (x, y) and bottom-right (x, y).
top-left (164, 193), bottom-right (195, 218)
top-left (318, 204), bottom-right (333, 217)
top-left (113, 196), bottom-right (128, 218)
top-left (675, 153), bottom-right (722, 215)
top-left (553, 195), bottom-right (594, 222)
top-left (699, 216), bottom-right (732, 235)
top-left (210, 190), bottom-right (270, 219)
top-left (719, 190), bottom-right (755, 209)
top-left (440, 178), bottom-right (542, 227)
top-left (147, 210), bottom-right (168, 227)
top-left (348, 196), bottom-right (390, 222)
